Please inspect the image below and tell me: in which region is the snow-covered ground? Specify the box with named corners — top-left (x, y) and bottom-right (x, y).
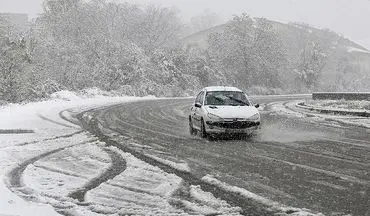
top-left (264, 100), bottom-right (370, 129)
top-left (0, 90), bottom-right (151, 216)
top-left (1, 91), bottom-right (327, 216)
top-left (0, 90), bottom-right (243, 216)
top-left (304, 99), bottom-right (370, 112)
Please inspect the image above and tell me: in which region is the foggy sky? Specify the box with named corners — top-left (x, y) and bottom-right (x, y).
top-left (1, 0), bottom-right (370, 49)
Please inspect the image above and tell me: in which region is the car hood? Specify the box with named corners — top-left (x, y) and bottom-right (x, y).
top-left (205, 105), bottom-right (259, 119)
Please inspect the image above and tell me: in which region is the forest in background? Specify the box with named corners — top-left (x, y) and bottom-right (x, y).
top-left (1, 0), bottom-right (369, 104)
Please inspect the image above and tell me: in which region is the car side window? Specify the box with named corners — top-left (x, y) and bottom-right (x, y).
top-left (244, 93), bottom-right (253, 106)
top-left (195, 91), bottom-right (205, 104)
top-left (199, 91), bottom-right (205, 104)
top-left (195, 92), bottom-right (202, 104)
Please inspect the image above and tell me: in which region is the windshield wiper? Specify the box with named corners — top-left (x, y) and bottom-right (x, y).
top-left (206, 95), bottom-right (224, 105)
top-left (227, 96), bottom-right (249, 106)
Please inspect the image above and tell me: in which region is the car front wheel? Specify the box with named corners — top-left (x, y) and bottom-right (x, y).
top-left (200, 119), bottom-right (208, 138)
top-left (189, 116), bottom-right (196, 136)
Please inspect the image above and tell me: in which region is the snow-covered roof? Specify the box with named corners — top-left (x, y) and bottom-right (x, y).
top-left (347, 47), bottom-right (370, 54)
top-left (202, 86), bottom-right (242, 92)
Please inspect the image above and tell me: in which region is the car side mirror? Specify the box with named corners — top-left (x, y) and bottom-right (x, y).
top-left (195, 103), bottom-right (202, 108)
top-left (254, 104), bottom-right (260, 108)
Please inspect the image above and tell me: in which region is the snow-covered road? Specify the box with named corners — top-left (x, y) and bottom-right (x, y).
top-left (89, 96), bottom-right (369, 216)
top-left (1, 93), bottom-right (369, 216)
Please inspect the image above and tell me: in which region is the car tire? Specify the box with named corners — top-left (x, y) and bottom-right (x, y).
top-left (200, 119), bottom-right (208, 138)
top-left (189, 116), bottom-right (196, 136)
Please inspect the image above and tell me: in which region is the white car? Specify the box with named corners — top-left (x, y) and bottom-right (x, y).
top-left (189, 86), bottom-right (261, 137)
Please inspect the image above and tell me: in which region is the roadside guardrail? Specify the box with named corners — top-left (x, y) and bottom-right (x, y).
top-left (297, 102), bottom-right (370, 117)
top-left (313, 92), bottom-right (370, 101)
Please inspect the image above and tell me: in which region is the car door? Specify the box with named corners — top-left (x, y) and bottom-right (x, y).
top-left (190, 91), bottom-right (201, 129)
top-left (193, 91), bottom-right (205, 129)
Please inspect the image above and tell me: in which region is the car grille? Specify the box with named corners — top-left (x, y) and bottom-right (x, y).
top-left (208, 120), bottom-right (260, 129)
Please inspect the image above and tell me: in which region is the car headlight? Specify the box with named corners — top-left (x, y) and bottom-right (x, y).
top-left (248, 113), bottom-right (260, 121)
top-left (207, 113), bottom-right (223, 121)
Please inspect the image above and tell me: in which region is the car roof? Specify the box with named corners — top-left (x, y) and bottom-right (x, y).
top-left (202, 86), bottom-right (243, 92)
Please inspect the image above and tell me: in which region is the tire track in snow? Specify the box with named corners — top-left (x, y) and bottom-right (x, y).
top-left (254, 141), bottom-right (370, 170)
top-left (68, 148), bottom-right (126, 202)
top-left (0, 130), bottom-right (85, 150)
top-left (5, 137), bottom-right (127, 215)
top-left (32, 164), bottom-right (88, 179)
top-left (109, 101), bottom-right (370, 179)
top-left (6, 141), bottom-right (89, 189)
top-left (38, 114), bottom-right (78, 128)
top-left (59, 110), bottom-right (82, 127)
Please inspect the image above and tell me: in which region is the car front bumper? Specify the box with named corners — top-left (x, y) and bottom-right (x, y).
top-left (205, 120), bottom-right (261, 134)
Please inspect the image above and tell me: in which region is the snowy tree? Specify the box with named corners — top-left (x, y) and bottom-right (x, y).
top-left (297, 40), bottom-right (327, 91)
top-left (132, 5), bottom-right (182, 53)
top-left (0, 16), bottom-right (32, 102)
top-left (208, 14), bottom-right (287, 90)
top-left (38, 0), bottom-right (140, 90)
top-left (33, 0), bottom-right (198, 96)
top-left (0, 35), bottom-right (30, 102)
top-left (249, 18), bottom-right (287, 88)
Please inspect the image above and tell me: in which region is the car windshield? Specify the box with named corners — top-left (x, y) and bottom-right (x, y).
top-left (205, 91), bottom-right (251, 106)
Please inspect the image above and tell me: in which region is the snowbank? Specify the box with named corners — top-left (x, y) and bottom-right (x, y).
top-left (0, 90), bottom-right (151, 216)
top-left (265, 100), bottom-right (370, 129)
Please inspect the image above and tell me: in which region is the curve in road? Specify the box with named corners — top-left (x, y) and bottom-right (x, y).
top-left (86, 96), bottom-right (370, 216)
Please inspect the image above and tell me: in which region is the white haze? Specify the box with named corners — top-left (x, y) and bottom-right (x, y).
top-left (1, 0), bottom-right (370, 49)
